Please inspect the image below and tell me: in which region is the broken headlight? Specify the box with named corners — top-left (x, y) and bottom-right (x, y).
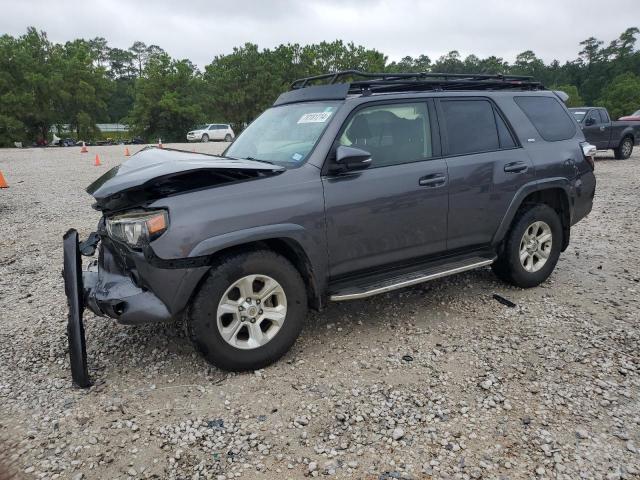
top-left (106, 210), bottom-right (168, 248)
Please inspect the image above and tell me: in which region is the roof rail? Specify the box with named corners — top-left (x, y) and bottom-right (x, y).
top-left (290, 70), bottom-right (545, 94)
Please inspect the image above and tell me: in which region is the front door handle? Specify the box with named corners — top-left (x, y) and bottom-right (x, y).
top-left (419, 174), bottom-right (447, 187)
top-left (504, 161), bottom-right (528, 173)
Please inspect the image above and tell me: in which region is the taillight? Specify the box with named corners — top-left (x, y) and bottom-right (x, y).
top-left (580, 142), bottom-right (596, 171)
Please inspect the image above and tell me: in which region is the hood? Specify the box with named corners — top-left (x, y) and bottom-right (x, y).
top-left (87, 147), bottom-right (284, 212)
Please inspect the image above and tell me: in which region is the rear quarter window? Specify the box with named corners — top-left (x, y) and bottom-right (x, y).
top-left (514, 96), bottom-right (576, 142)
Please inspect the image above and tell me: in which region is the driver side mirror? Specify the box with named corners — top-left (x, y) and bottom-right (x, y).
top-left (585, 117), bottom-right (596, 126)
top-left (335, 145), bottom-right (372, 172)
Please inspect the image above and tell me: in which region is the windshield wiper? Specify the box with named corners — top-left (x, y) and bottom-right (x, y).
top-left (243, 156), bottom-right (275, 165)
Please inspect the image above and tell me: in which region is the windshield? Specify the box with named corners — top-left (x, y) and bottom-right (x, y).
top-left (225, 102), bottom-right (340, 166)
top-left (569, 110), bottom-right (587, 123)
top-left (194, 124), bottom-right (209, 130)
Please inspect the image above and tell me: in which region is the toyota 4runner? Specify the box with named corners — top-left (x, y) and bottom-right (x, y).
top-left (63, 71), bottom-right (597, 386)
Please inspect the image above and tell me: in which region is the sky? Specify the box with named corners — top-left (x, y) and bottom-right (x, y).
top-left (0, 0), bottom-right (637, 67)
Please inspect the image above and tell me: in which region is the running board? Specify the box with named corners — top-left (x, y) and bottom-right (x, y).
top-left (329, 256), bottom-right (495, 301)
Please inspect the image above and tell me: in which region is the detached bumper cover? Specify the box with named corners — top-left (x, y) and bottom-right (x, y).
top-left (62, 229), bottom-right (91, 388)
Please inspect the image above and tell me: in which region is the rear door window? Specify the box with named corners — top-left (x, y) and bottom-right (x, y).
top-left (440, 99), bottom-right (500, 155)
top-left (514, 96), bottom-right (576, 141)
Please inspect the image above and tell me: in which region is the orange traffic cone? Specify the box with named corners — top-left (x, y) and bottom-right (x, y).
top-left (158, 138), bottom-right (163, 149)
top-left (124, 147), bottom-right (130, 156)
top-left (94, 154), bottom-right (101, 166)
top-left (80, 141), bottom-right (88, 153)
top-left (0, 171), bottom-right (8, 188)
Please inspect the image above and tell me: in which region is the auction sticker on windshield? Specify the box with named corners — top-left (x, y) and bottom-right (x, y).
top-left (298, 112), bottom-right (333, 123)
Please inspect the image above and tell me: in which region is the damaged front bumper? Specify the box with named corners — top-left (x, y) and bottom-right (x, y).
top-left (62, 228), bottom-right (210, 388)
top-left (83, 249), bottom-right (172, 325)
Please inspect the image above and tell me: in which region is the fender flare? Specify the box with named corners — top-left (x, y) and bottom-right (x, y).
top-left (619, 128), bottom-right (635, 146)
top-left (188, 223), bottom-right (308, 257)
top-left (492, 178), bottom-right (573, 248)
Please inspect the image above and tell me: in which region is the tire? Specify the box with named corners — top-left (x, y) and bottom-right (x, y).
top-left (614, 136), bottom-right (633, 160)
top-left (187, 250), bottom-right (307, 371)
top-left (224, 134), bottom-right (232, 142)
top-left (201, 134), bottom-right (209, 143)
top-left (492, 204), bottom-right (563, 288)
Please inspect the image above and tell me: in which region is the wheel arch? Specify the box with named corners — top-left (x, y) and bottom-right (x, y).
top-left (620, 132), bottom-right (634, 146)
top-left (183, 234), bottom-right (324, 313)
top-left (493, 181), bottom-right (572, 252)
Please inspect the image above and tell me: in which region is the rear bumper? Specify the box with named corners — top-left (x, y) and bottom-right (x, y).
top-left (571, 170), bottom-right (596, 225)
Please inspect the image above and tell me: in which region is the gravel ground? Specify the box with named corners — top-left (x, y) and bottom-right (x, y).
top-left (0, 144), bottom-right (639, 480)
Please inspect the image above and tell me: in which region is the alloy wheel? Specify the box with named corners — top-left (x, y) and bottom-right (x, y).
top-left (519, 221), bottom-right (552, 273)
top-left (216, 275), bottom-right (287, 350)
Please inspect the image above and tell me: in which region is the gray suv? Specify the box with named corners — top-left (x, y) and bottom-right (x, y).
top-left (63, 71), bottom-right (596, 385)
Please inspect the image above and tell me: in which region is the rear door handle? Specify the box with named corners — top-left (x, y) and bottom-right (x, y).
top-left (419, 174), bottom-right (447, 187)
top-left (504, 161), bottom-right (528, 173)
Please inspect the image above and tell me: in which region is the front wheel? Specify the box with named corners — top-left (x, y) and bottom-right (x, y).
top-left (187, 250), bottom-right (307, 371)
top-left (201, 134), bottom-right (209, 143)
top-left (614, 137), bottom-right (633, 160)
top-left (492, 204), bottom-right (563, 288)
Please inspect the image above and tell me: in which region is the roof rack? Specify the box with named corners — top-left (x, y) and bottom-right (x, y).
top-left (290, 70), bottom-right (545, 94)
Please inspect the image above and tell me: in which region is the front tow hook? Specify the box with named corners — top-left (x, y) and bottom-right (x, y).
top-left (62, 229), bottom-right (92, 388)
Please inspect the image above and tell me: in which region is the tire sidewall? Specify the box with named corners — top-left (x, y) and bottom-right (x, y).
top-left (621, 138), bottom-right (633, 159)
top-left (188, 251), bottom-right (307, 371)
top-left (201, 134), bottom-right (209, 143)
top-left (505, 205), bottom-right (562, 288)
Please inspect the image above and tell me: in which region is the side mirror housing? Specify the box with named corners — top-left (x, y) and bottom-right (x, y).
top-left (335, 145), bottom-right (372, 172)
top-left (585, 117), bottom-right (595, 126)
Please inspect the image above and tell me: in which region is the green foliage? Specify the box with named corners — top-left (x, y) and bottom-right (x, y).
top-left (597, 73), bottom-right (640, 119)
top-left (0, 26), bottom-right (639, 147)
top-left (126, 55), bottom-right (205, 141)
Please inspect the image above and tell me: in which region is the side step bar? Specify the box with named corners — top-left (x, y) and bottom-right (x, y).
top-left (330, 256), bottom-right (495, 301)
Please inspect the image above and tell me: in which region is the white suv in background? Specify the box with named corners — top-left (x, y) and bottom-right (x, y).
top-left (187, 124), bottom-right (235, 142)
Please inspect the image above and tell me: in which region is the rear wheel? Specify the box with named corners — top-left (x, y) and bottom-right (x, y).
top-left (201, 134), bottom-right (209, 143)
top-left (492, 204), bottom-right (563, 288)
top-left (614, 137), bottom-right (633, 160)
top-left (187, 250), bottom-right (307, 371)
top-left (224, 134), bottom-right (232, 142)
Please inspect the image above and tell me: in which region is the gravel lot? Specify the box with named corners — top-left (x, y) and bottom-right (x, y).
top-left (0, 144), bottom-right (639, 480)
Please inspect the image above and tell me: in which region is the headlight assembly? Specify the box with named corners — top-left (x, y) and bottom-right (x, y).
top-left (106, 210), bottom-right (168, 248)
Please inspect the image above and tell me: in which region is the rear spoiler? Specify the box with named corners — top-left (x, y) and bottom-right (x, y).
top-left (553, 91), bottom-right (570, 103)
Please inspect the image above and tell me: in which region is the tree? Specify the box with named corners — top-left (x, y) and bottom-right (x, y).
top-left (578, 37), bottom-right (604, 66)
top-left (1, 26), bottom-right (640, 147)
top-left (386, 54), bottom-right (431, 73)
top-left (597, 72), bottom-right (640, 119)
top-left (56, 39), bottom-right (111, 139)
top-left (432, 51), bottom-right (465, 73)
top-left (127, 54), bottom-right (205, 141)
top-left (512, 50), bottom-right (546, 78)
